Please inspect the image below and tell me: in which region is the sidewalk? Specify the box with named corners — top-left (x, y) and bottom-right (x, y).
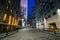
top-left (0, 30), bottom-right (18, 39)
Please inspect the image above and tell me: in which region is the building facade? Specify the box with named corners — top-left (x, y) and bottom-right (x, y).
top-left (35, 0), bottom-right (60, 31)
top-left (0, 0), bottom-right (21, 32)
top-left (30, 7), bottom-right (36, 28)
top-left (20, 0), bottom-right (27, 27)
top-left (27, 6), bottom-right (36, 28)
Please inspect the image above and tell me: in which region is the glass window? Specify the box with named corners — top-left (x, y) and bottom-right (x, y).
top-left (53, 12), bottom-right (56, 15)
top-left (45, 17), bottom-right (47, 19)
top-left (48, 15), bottom-right (51, 18)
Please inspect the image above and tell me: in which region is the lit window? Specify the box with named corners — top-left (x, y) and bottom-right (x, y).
top-left (40, 3), bottom-right (42, 6)
top-left (43, 3), bottom-right (45, 5)
top-left (15, 19), bottom-right (17, 25)
top-left (51, 26), bottom-right (54, 29)
top-left (12, 17), bottom-right (14, 25)
top-left (8, 15), bottom-right (12, 25)
top-left (16, 19), bottom-right (18, 25)
top-left (3, 13), bottom-right (7, 21)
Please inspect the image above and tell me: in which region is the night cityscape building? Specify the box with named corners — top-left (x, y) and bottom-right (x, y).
top-left (0, 0), bottom-right (21, 32)
top-left (20, 0), bottom-right (27, 27)
top-left (1, 0), bottom-right (60, 40)
top-left (35, 0), bottom-right (60, 31)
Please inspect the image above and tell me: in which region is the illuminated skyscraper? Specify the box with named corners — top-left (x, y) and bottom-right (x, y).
top-left (20, 0), bottom-right (27, 20)
top-left (20, 0), bottom-right (27, 27)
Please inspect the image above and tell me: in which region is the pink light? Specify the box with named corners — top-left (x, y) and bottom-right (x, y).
top-left (20, 0), bottom-right (27, 20)
top-left (20, 0), bottom-right (27, 8)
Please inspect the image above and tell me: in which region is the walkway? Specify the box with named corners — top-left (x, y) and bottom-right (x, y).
top-left (0, 27), bottom-right (60, 40)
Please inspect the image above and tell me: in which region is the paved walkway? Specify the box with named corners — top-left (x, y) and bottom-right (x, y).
top-left (0, 28), bottom-right (60, 40)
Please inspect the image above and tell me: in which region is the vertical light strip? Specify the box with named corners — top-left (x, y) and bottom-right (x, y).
top-left (20, 0), bottom-right (28, 26)
top-left (20, 0), bottom-right (27, 20)
top-left (26, 0), bottom-right (28, 25)
top-left (26, 0), bottom-right (27, 20)
top-left (8, 15), bottom-right (12, 25)
top-left (15, 19), bottom-right (16, 25)
top-left (12, 17), bottom-right (14, 25)
top-left (3, 13), bottom-right (7, 21)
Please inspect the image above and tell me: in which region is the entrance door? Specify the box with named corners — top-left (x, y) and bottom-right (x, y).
top-left (49, 23), bottom-right (58, 32)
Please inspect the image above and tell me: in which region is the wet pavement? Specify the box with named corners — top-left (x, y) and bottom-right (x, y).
top-left (0, 27), bottom-right (60, 40)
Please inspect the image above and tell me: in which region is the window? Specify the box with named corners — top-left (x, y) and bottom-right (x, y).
top-left (50, 1), bottom-right (53, 5)
top-left (46, 6), bottom-right (49, 9)
top-left (53, 12), bottom-right (56, 15)
top-left (48, 15), bottom-right (51, 18)
top-left (45, 17), bottom-right (47, 19)
top-left (44, 13), bottom-right (46, 15)
top-left (0, 9), bottom-right (2, 13)
top-left (47, 9), bottom-right (50, 12)
top-left (51, 4), bottom-right (54, 9)
top-left (3, 13), bottom-right (7, 21)
top-left (8, 15), bottom-right (12, 25)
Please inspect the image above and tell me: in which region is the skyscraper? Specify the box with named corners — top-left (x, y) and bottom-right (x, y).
top-left (20, 0), bottom-right (27, 20)
top-left (20, 0), bottom-right (27, 27)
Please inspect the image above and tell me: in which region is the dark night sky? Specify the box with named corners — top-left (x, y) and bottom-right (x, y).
top-left (28, 0), bottom-right (35, 16)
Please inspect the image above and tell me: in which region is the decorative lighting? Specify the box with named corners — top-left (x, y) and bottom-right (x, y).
top-left (8, 15), bottom-right (12, 25)
top-left (3, 13), bottom-right (7, 21)
top-left (12, 17), bottom-right (14, 25)
top-left (50, 0), bottom-right (52, 2)
top-left (40, 3), bottom-right (42, 6)
top-left (51, 26), bottom-right (54, 29)
top-left (15, 19), bottom-right (17, 25)
top-left (57, 9), bottom-right (60, 12)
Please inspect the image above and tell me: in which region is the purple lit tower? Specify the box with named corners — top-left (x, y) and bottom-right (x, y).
top-left (20, 0), bottom-right (27, 27)
top-left (20, 0), bottom-right (27, 20)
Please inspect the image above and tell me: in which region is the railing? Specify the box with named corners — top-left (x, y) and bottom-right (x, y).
top-left (0, 22), bottom-right (21, 39)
